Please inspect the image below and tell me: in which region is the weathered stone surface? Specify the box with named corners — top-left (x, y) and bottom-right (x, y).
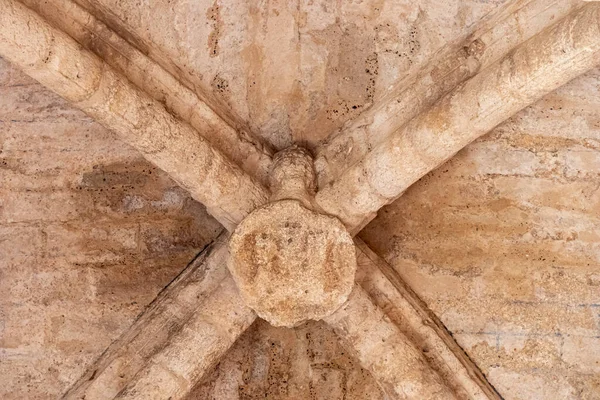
top-left (316, 3), bottom-right (600, 232)
top-left (269, 146), bottom-right (317, 207)
top-left (0, 59), bottom-right (222, 399)
top-left (114, 273), bottom-right (255, 400)
top-left (0, 0), bottom-right (269, 231)
top-left (20, 0), bottom-right (274, 187)
top-left (69, 0), bottom-right (512, 148)
top-left (315, 0), bottom-right (583, 188)
top-left (325, 284), bottom-right (457, 399)
top-left (3, 0), bottom-right (600, 398)
top-left (0, 64), bottom-right (369, 400)
top-left (187, 319), bottom-right (387, 400)
top-left (229, 200), bottom-right (356, 327)
top-left (360, 65), bottom-right (600, 399)
top-left (354, 238), bottom-right (500, 400)
top-left (229, 146), bottom-right (355, 327)
top-left (62, 235), bottom-right (257, 400)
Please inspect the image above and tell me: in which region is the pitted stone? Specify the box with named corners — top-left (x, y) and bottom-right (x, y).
top-left (228, 200), bottom-right (356, 327)
top-left (269, 145), bottom-right (316, 207)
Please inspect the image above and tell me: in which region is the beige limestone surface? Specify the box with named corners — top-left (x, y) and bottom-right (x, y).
top-left (0, 0), bottom-right (270, 232)
top-left (229, 146), bottom-right (356, 327)
top-left (0, 57), bottom-right (221, 398)
top-left (2, 1), bottom-right (600, 399)
top-left (68, 0), bottom-right (511, 149)
top-left (229, 200), bottom-right (356, 327)
top-left (325, 284), bottom-right (456, 399)
top-left (315, 0), bottom-right (584, 187)
top-left (0, 57), bottom-right (378, 400)
top-left (187, 319), bottom-right (388, 399)
top-left (361, 66), bottom-right (600, 399)
top-left (316, 3), bottom-right (600, 232)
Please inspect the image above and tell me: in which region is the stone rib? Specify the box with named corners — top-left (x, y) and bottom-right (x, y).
top-left (20, 0), bottom-right (274, 187)
top-left (324, 284), bottom-right (457, 399)
top-left (62, 234), bottom-right (256, 400)
top-left (0, 0), bottom-right (269, 231)
top-left (354, 239), bottom-right (501, 400)
top-left (315, 3), bottom-right (600, 233)
top-left (315, 0), bottom-right (583, 188)
top-left (0, 1), bottom-right (540, 398)
top-left (114, 274), bottom-right (255, 400)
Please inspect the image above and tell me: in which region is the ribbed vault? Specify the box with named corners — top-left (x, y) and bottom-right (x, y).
top-left (1, 1), bottom-right (600, 399)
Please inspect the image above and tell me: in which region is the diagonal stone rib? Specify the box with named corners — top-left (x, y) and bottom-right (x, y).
top-left (321, 239), bottom-right (502, 399)
top-left (315, 3), bottom-right (600, 233)
top-left (0, 0), bottom-right (269, 231)
top-left (62, 236), bottom-right (494, 400)
top-left (315, 0), bottom-right (584, 188)
top-left (0, 2), bottom-right (467, 398)
top-left (19, 0), bottom-right (274, 187)
top-left (114, 273), bottom-right (255, 399)
top-left (62, 233), bottom-right (256, 400)
top-left (354, 239), bottom-right (501, 400)
top-left (0, 1), bottom-right (530, 398)
top-left (324, 284), bottom-right (457, 399)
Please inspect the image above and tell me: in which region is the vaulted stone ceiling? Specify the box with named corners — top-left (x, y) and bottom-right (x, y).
top-left (1, 0), bottom-right (600, 399)
top-left (68, 0), bottom-right (509, 148)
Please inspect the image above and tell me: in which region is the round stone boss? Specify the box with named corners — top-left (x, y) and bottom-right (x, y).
top-left (228, 200), bottom-right (356, 327)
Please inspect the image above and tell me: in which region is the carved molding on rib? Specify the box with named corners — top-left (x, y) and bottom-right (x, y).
top-left (1, 1), bottom-right (575, 398)
top-left (0, 0), bottom-right (270, 230)
top-left (315, 3), bottom-right (600, 233)
top-left (20, 0), bottom-right (274, 187)
top-left (315, 0), bottom-right (584, 189)
top-left (354, 238), bottom-right (502, 399)
top-left (62, 234), bottom-right (256, 400)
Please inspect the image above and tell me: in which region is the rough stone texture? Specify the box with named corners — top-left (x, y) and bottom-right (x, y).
top-left (229, 146), bottom-right (356, 327)
top-left (115, 273), bottom-right (255, 400)
top-left (0, 57), bottom-right (373, 400)
top-left (229, 200), bottom-right (356, 327)
top-left (315, 0), bottom-right (583, 188)
top-left (20, 0), bottom-right (275, 187)
top-left (360, 66), bottom-right (600, 399)
top-left (3, 0), bottom-right (600, 399)
top-left (0, 0), bottom-right (270, 231)
top-left (0, 58), bottom-right (222, 399)
top-left (316, 3), bottom-right (600, 233)
top-left (354, 239), bottom-right (500, 400)
top-left (187, 319), bottom-right (388, 400)
top-left (269, 146), bottom-right (317, 207)
top-left (67, 0), bottom-right (511, 149)
top-left (324, 285), bottom-right (456, 399)
top-left (62, 235), bottom-right (257, 400)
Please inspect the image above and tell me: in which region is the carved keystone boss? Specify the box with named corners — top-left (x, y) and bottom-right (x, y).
top-left (228, 146), bottom-right (356, 327)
